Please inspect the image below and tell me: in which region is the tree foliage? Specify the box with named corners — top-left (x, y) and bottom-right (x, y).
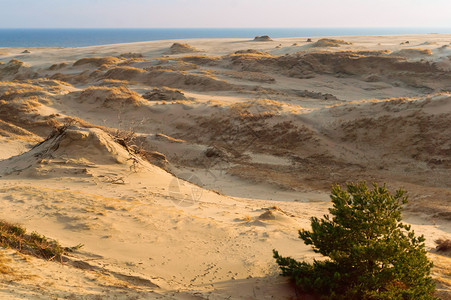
top-left (273, 182), bottom-right (436, 299)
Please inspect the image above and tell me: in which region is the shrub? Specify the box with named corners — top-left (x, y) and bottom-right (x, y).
top-left (273, 182), bottom-right (436, 299)
top-left (435, 238), bottom-right (451, 252)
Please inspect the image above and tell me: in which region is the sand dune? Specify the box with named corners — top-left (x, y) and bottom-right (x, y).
top-left (311, 38), bottom-right (352, 47)
top-left (0, 34), bottom-right (450, 299)
top-left (166, 42), bottom-right (200, 54)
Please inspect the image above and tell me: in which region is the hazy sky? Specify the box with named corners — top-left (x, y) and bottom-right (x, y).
top-left (1, 0), bottom-right (450, 28)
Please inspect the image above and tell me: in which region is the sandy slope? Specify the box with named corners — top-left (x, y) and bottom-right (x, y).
top-left (0, 34), bottom-right (450, 299)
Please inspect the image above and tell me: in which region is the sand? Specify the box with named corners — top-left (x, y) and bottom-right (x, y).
top-left (0, 34), bottom-right (450, 299)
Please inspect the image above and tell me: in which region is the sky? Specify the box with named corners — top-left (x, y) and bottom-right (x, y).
top-left (0, 0), bottom-right (450, 28)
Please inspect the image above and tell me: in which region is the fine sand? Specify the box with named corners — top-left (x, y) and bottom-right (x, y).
top-left (0, 34), bottom-right (450, 299)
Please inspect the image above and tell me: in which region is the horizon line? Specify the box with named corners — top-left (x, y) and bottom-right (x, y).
top-left (1, 26), bottom-right (451, 30)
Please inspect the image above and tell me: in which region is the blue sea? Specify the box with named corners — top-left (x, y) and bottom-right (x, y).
top-left (0, 28), bottom-right (450, 48)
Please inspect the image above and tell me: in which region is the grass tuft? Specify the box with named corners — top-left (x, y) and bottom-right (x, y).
top-left (0, 253), bottom-right (13, 275)
top-left (0, 220), bottom-right (82, 262)
top-left (435, 238), bottom-right (451, 252)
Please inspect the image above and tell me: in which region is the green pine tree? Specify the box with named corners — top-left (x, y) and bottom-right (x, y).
top-left (273, 182), bottom-right (436, 299)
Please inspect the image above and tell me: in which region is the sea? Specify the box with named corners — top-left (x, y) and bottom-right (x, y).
top-left (0, 28), bottom-right (450, 48)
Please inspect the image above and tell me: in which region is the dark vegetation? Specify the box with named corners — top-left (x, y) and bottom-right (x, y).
top-left (274, 182), bottom-right (436, 299)
top-left (435, 238), bottom-right (451, 252)
top-left (0, 220), bottom-right (82, 262)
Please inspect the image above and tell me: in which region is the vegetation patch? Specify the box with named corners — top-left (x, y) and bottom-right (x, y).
top-left (274, 182), bottom-right (436, 299)
top-left (78, 86), bottom-right (144, 108)
top-left (118, 52), bottom-right (143, 59)
top-left (73, 56), bottom-right (121, 67)
top-left (166, 43), bottom-right (199, 54)
top-left (0, 81), bottom-right (45, 101)
top-left (435, 238), bottom-right (451, 252)
top-left (103, 66), bottom-right (146, 80)
top-left (312, 38), bottom-right (352, 47)
top-left (0, 252), bottom-right (12, 275)
top-left (0, 220), bottom-right (82, 262)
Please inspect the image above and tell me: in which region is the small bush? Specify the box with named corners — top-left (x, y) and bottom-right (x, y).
top-left (112, 129), bottom-right (168, 169)
top-left (274, 182), bottom-right (436, 299)
top-left (435, 238), bottom-right (451, 252)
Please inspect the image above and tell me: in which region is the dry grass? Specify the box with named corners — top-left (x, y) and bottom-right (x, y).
top-left (270, 50), bottom-right (443, 86)
top-left (155, 133), bottom-right (185, 143)
top-left (391, 48), bottom-right (433, 57)
top-left (94, 79), bottom-right (130, 87)
top-left (144, 69), bottom-right (234, 92)
top-left (198, 69), bottom-right (218, 78)
top-left (112, 129), bottom-right (168, 168)
top-left (167, 43), bottom-right (199, 54)
top-left (0, 119), bottom-right (41, 141)
top-left (117, 58), bottom-right (147, 66)
top-left (0, 81), bottom-right (46, 101)
top-left (429, 253), bottom-right (451, 298)
top-left (78, 86), bottom-right (144, 108)
top-left (212, 69), bottom-right (275, 83)
top-left (312, 38), bottom-right (352, 48)
top-left (228, 51), bottom-right (274, 58)
top-left (0, 59), bottom-right (27, 74)
top-left (113, 129), bottom-right (138, 149)
top-left (20, 78), bottom-right (73, 94)
top-left (0, 97), bottom-right (62, 137)
top-left (73, 56), bottom-right (121, 67)
top-left (143, 87), bottom-right (187, 101)
top-left (118, 52), bottom-right (143, 59)
top-left (178, 55), bottom-right (221, 65)
top-left (22, 78), bottom-right (73, 87)
top-left (62, 117), bottom-right (113, 135)
top-left (146, 61), bottom-right (198, 72)
top-left (0, 220), bottom-right (82, 262)
top-left (51, 70), bottom-right (92, 85)
top-left (233, 49), bottom-right (272, 56)
top-left (103, 66), bottom-right (146, 80)
top-left (0, 252), bottom-right (13, 275)
top-left (436, 239), bottom-right (451, 252)
top-left (242, 215), bottom-right (252, 222)
top-left (48, 62), bottom-right (68, 70)
top-left (333, 50), bottom-right (391, 57)
top-left (230, 99), bottom-right (285, 118)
